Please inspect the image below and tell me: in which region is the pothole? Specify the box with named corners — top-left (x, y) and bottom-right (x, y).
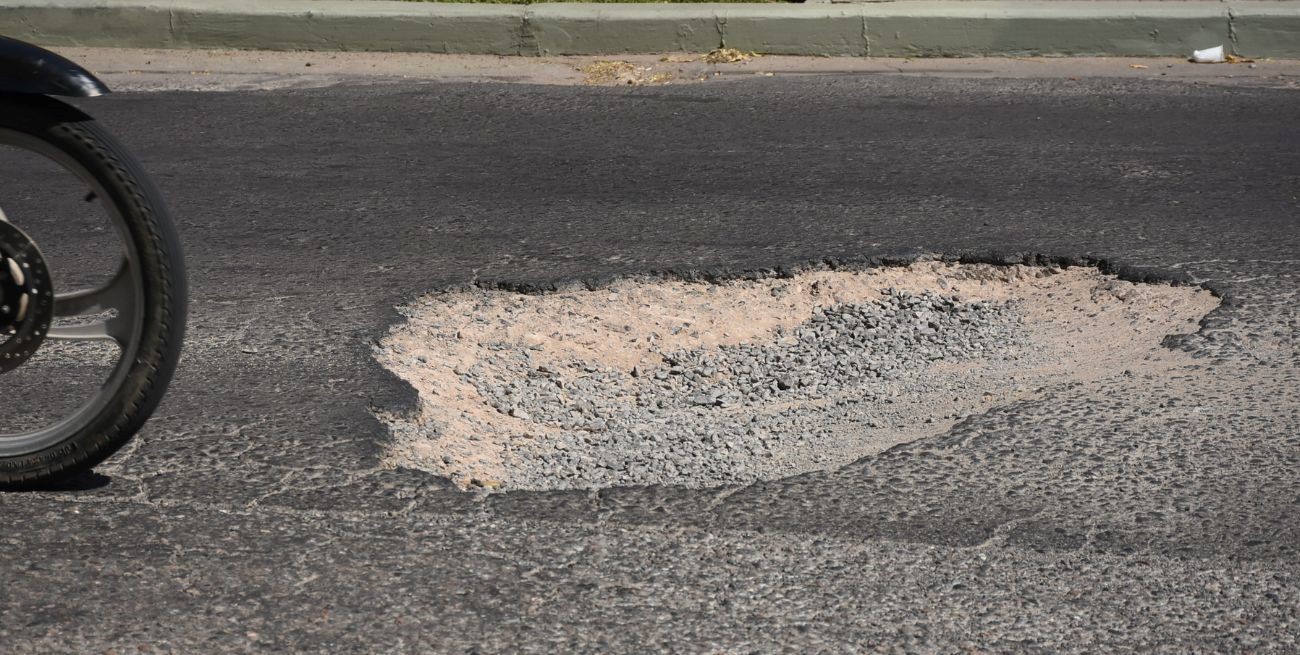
top-left (374, 262), bottom-right (1218, 491)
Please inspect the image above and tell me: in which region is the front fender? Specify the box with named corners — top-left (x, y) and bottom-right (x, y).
top-left (0, 36), bottom-right (108, 97)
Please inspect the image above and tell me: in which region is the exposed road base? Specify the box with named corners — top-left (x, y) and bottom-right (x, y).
top-left (377, 263), bottom-right (1215, 491)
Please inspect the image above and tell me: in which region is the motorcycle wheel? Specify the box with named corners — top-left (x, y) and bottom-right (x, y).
top-left (0, 93), bottom-right (186, 487)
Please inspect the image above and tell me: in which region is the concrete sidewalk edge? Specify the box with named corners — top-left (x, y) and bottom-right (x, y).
top-left (1, 0), bottom-right (1297, 58)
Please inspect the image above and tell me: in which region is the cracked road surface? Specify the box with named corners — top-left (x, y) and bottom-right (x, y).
top-left (2, 55), bottom-right (1298, 652)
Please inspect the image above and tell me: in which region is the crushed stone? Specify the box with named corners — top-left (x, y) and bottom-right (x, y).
top-left (374, 262), bottom-right (1218, 491)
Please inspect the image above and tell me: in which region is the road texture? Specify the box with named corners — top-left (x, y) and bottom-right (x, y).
top-left (1, 53), bottom-right (1298, 652)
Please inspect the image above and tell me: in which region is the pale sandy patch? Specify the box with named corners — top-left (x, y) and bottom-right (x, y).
top-left (374, 262), bottom-right (1217, 490)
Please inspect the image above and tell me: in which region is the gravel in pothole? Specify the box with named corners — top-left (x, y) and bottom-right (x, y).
top-left (374, 262), bottom-right (1218, 491)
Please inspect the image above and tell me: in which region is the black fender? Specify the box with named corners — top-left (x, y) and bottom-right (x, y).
top-left (0, 35), bottom-right (108, 97)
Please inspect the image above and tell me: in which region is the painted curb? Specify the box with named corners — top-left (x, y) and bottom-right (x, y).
top-left (862, 3), bottom-right (1228, 57)
top-left (1232, 2), bottom-right (1300, 59)
top-left (0, 0), bottom-right (1296, 58)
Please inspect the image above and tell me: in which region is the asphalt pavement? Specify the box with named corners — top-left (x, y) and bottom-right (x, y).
top-left (1, 54), bottom-right (1298, 652)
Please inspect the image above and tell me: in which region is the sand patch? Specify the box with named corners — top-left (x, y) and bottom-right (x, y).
top-left (374, 262), bottom-right (1217, 491)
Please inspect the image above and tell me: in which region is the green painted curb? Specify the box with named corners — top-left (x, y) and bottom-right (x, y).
top-left (1232, 2), bottom-right (1300, 59)
top-left (863, 3), bottom-right (1229, 57)
top-left (528, 5), bottom-right (720, 54)
top-left (0, 0), bottom-right (1295, 58)
top-left (722, 6), bottom-right (868, 56)
top-left (175, 3), bottom-right (525, 54)
top-left (0, 1), bottom-right (529, 53)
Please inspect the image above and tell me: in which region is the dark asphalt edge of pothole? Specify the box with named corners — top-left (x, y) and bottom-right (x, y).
top-left (359, 248), bottom-right (1230, 502)
top-left (464, 250), bottom-right (1211, 294)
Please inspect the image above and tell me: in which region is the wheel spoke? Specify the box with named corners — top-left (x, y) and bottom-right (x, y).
top-left (54, 258), bottom-right (133, 317)
top-left (48, 258), bottom-right (136, 345)
top-left (46, 320), bottom-right (117, 342)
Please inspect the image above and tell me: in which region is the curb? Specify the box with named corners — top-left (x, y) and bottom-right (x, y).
top-left (1, 0), bottom-right (1297, 58)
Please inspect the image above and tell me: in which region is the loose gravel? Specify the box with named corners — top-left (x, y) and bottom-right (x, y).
top-left (375, 262), bottom-right (1216, 491)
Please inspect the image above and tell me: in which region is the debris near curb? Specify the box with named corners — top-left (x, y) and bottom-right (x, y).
top-left (579, 60), bottom-right (674, 85)
top-left (704, 48), bottom-right (760, 64)
top-left (1190, 45), bottom-right (1257, 64)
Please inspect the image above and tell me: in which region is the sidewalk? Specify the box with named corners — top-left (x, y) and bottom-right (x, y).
top-left (61, 48), bottom-right (1300, 93)
top-left (2, 0), bottom-right (1297, 58)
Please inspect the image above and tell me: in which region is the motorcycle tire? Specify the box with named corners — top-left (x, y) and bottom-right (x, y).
top-left (0, 93), bottom-right (186, 487)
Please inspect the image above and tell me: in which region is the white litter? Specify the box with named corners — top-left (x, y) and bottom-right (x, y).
top-left (1192, 45), bottom-right (1226, 63)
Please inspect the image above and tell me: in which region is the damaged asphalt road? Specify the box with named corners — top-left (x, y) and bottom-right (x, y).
top-left (2, 70), bottom-right (1298, 652)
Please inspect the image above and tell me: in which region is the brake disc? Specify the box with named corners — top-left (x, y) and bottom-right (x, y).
top-left (0, 219), bottom-right (53, 373)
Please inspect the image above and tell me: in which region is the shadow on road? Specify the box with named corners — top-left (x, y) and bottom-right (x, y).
top-left (1, 470), bottom-right (112, 493)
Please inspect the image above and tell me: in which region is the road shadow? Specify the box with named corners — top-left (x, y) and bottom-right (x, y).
top-left (0, 470), bottom-right (112, 493)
